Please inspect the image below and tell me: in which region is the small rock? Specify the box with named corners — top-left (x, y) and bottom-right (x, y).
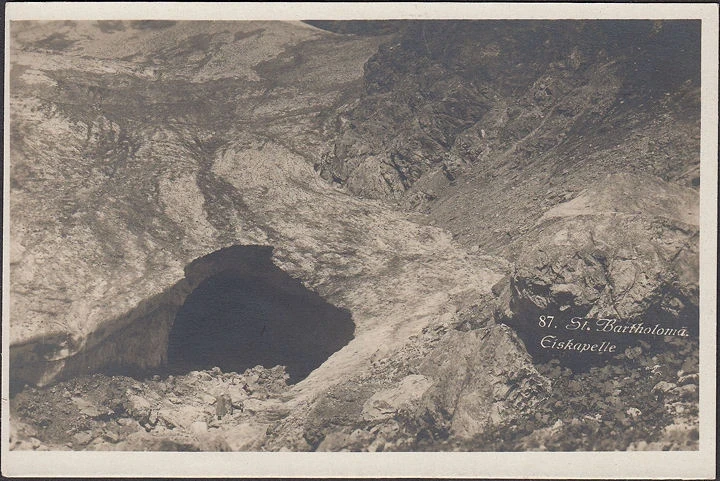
top-left (671, 403), bottom-right (686, 415)
top-left (624, 346), bottom-right (642, 360)
top-left (224, 423), bottom-right (268, 451)
top-left (630, 440), bottom-right (648, 451)
top-left (675, 384), bottom-right (698, 400)
top-left (199, 393), bottom-right (216, 404)
top-left (681, 358), bottom-right (698, 375)
top-left (155, 409), bottom-right (179, 429)
top-left (71, 397), bottom-right (102, 418)
top-left (148, 410), bottom-right (159, 426)
top-left (72, 431), bottom-right (93, 446)
top-left (368, 436), bottom-right (386, 452)
top-left (626, 407), bottom-right (642, 418)
top-left (231, 399), bottom-right (245, 412)
top-left (647, 364), bottom-right (663, 375)
top-left (103, 431), bottom-right (119, 443)
top-left (651, 381), bottom-right (676, 394)
top-left (116, 417), bottom-right (135, 426)
top-left (316, 431), bottom-right (352, 452)
top-left (127, 394), bottom-right (152, 417)
top-left (190, 421), bottom-right (208, 436)
top-left (678, 373), bottom-right (699, 386)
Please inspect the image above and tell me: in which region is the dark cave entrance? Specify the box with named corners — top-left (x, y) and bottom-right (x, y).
top-left (166, 246), bottom-right (355, 384)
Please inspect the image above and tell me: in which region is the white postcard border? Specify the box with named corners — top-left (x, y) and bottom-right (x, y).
top-left (3, 2), bottom-right (717, 478)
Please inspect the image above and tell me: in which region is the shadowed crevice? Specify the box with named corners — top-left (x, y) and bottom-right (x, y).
top-left (166, 248), bottom-right (355, 383)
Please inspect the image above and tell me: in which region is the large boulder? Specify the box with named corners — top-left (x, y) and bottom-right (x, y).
top-left (506, 173), bottom-right (698, 361)
top-left (418, 325), bottom-right (551, 439)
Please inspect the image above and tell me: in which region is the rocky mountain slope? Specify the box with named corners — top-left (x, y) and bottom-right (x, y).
top-left (8, 20), bottom-right (699, 452)
top-left (314, 19), bottom-right (700, 371)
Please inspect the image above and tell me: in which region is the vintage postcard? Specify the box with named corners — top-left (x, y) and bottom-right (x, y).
top-left (2, 2), bottom-right (717, 478)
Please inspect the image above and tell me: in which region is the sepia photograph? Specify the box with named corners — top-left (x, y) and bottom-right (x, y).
top-left (2, 2), bottom-right (717, 478)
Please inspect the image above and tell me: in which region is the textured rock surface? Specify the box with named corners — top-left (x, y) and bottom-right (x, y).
top-left (9, 20), bottom-right (543, 450)
top-left (9, 21), bottom-right (507, 386)
top-left (503, 173), bottom-right (699, 362)
top-left (8, 20), bottom-right (700, 452)
top-left (316, 21), bottom-right (700, 256)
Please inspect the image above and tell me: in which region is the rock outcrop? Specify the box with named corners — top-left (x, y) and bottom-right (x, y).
top-left (315, 20), bottom-right (700, 255)
top-left (502, 173), bottom-right (699, 363)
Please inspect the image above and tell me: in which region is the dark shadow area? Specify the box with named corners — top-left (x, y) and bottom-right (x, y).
top-left (505, 302), bottom-right (698, 373)
top-left (166, 255), bottom-right (355, 384)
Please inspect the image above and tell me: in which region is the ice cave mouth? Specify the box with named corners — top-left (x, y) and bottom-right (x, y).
top-left (165, 246), bottom-right (355, 384)
top-left (8, 245), bottom-right (355, 390)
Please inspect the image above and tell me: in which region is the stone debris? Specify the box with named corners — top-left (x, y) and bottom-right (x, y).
top-left (626, 407), bottom-right (642, 418)
top-left (652, 381), bottom-right (677, 394)
top-left (361, 375), bottom-right (432, 421)
top-left (71, 397), bottom-right (102, 418)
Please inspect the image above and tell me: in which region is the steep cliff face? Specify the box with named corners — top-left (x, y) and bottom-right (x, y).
top-left (316, 20), bottom-right (700, 252)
